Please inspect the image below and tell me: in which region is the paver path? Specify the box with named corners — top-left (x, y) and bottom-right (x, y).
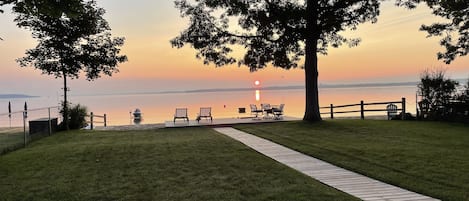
top-left (214, 127), bottom-right (440, 201)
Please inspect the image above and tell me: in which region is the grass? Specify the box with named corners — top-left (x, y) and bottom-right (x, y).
top-left (0, 128), bottom-right (25, 154)
top-left (235, 120), bottom-right (469, 201)
top-left (0, 127), bottom-right (358, 201)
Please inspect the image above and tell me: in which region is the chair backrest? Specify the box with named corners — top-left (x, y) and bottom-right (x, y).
top-left (262, 103), bottom-right (271, 110)
top-left (279, 104), bottom-right (285, 111)
top-left (175, 108), bottom-right (188, 117)
top-left (250, 104), bottom-right (257, 111)
top-left (200, 107), bottom-right (211, 116)
top-left (386, 104), bottom-right (398, 113)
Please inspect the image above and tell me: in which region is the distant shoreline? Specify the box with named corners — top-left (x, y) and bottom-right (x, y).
top-left (0, 94), bottom-right (39, 99)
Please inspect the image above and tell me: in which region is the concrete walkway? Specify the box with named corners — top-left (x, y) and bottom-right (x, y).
top-left (214, 127), bottom-right (440, 201)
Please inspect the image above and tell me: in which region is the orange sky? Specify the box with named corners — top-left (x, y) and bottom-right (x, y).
top-left (0, 0), bottom-right (468, 96)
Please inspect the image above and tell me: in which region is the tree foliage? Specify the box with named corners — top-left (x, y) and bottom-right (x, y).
top-left (172, 0), bottom-right (380, 71)
top-left (396, 0), bottom-right (468, 63)
top-left (1, 0), bottom-right (81, 40)
top-left (172, 0), bottom-right (382, 121)
top-left (12, 0), bottom-right (127, 129)
top-left (418, 68), bottom-right (459, 120)
top-left (14, 0), bottom-right (127, 80)
top-left (1, 0), bottom-right (83, 17)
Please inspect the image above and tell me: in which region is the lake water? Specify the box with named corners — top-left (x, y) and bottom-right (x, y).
top-left (0, 84), bottom-right (419, 127)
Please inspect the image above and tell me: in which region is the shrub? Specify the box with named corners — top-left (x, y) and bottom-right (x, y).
top-left (417, 68), bottom-right (469, 122)
top-left (59, 102), bottom-right (88, 130)
top-left (417, 68), bottom-right (459, 120)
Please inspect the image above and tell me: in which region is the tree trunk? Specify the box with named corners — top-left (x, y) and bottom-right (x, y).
top-left (303, 0), bottom-right (322, 122)
top-left (63, 72), bottom-right (69, 130)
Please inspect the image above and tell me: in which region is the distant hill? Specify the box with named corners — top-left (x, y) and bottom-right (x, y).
top-left (0, 94), bottom-right (38, 99)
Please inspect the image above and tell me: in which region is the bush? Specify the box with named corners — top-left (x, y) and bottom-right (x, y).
top-left (59, 102), bottom-right (88, 130)
top-left (417, 68), bottom-right (469, 122)
top-left (417, 68), bottom-right (459, 120)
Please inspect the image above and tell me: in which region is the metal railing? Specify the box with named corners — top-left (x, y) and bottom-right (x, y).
top-left (1, 106), bottom-right (59, 155)
top-left (320, 98), bottom-right (406, 120)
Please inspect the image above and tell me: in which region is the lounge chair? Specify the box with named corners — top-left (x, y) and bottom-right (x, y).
top-left (250, 104), bottom-right (263, 118)
top-left (273, 104), bottom-right (285, 120)
top-left (386, 103), bottom-right (398, 120)
top-left (174, 108), bottom-right (189, 123)
top-left (197, 107), bottom-right (213, 123)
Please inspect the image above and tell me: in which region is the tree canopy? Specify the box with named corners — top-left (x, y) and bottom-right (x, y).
top-left (172, 0), bottom-right (380, 71)
top-left (1, 0), bottom-right (83, 16)
top-left (172, 0), bottom-right (382, 121)
top-left (12, 0), bottom-right (127, 129)
top-left (14, 0), bottom-right (127, 80)
top-left (396, 0), bottom-right (468, 64)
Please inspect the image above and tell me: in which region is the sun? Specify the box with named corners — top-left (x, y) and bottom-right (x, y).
top-left (254, 80), bottom-right (260, 86)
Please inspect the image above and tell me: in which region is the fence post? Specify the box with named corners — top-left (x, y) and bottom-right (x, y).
top-left (23, 111), bottom-right (27, 147)
top-left (330, 104), bottom-right (334, 119)
top-left (104, 114), bottom-right (107, 127)
top-left (90, 112), bottom-right (94, 130)
top-left (48, 107), bottom-right (52, 136)
top-left (360, 100), bottom-right (365, 120)
top-left (415, 92), bottom-right (419, 119)
top-left (402, 97), bottom-right (406, 120)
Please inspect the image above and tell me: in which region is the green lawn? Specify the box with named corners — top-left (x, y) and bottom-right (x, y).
top-left (235, 120), bottom-right (469, 201)
top-left (0, 128), bottom-right (24, 154)
top-left (0, 127), bottom-right (357, 201)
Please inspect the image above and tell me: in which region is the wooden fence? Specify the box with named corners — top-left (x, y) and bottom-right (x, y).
top-left (89, 112), bottom-right (107, 130)
top-left (320, 98), bottom-right (406, 120)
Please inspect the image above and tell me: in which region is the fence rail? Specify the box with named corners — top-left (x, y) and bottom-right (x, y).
top-left (320, 98), bottom-right (406, 120)
top-left (88, 112), bottom-right (107, 130)
top-left (1, 106), bottom-right (59, 155)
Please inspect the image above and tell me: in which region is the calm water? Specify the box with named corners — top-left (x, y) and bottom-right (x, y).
top-left (0, 85), bottom-right (419, 127)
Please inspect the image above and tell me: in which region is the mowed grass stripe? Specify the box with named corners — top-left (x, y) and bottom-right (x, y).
top-left (235, 120), bottom-right (469, 201)
top-left (0, 127), bottom-right (358, 201)
top-left (215, 127), bottom-right (438, 201)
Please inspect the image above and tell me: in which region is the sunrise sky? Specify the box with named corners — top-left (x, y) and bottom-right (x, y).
top-left (0, 0), bottom-right (468, 97)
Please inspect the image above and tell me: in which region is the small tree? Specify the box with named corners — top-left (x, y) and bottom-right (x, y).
top-left (418, 68), bottom-right (459, 120)
top-left (172, 0), bottom-right (382, 122)
top-left (13, 0), bottom-right (127, 129)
